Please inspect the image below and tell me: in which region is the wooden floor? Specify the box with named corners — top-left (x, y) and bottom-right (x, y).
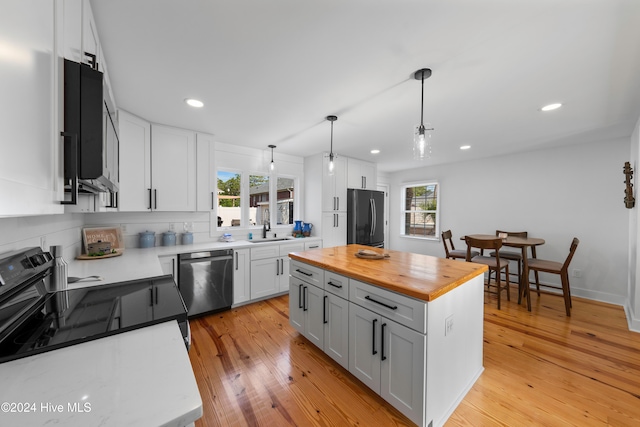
top-left (188, 289), bottom-right (640, 427)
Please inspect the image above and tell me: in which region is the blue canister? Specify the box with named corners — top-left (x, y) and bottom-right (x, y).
top-left (139, 231), bottom-right (155, 248)
top-left (181, 232), bottom-right (193, 245)
top-left (162, 230), bottom-right (176, 246)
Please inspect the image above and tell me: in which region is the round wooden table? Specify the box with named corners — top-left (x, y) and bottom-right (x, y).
top-left (463, 234), bottom-right (545, 311)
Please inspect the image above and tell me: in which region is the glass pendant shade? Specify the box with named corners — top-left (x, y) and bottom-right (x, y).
top-left (326, 115), bottom-right (338, 176)
top-left (328, 153), bottom-right (335, 176)
top-left (413, 123), bottom-right (432, 160)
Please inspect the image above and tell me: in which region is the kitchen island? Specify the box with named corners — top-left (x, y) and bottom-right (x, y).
top-left (289, 244), bottom-right (487, 427)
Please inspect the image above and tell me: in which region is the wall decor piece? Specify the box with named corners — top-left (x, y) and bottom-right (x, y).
top-left (82, 226), bottom-right (124, 254)
top-left (624, 161), bottom-right (635, 209)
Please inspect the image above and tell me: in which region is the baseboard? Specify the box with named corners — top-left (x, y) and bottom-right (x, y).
top-left (624, 302), bottom-right (640, 333)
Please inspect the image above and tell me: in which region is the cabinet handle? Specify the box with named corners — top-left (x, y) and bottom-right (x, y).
top-left (362, 176), bottom-right (365, 189)
top-left (298, 284), bottom-right (303, 308)
top-left (364, 176), bottom-right (367, 189)
top-left (327, 281), bottom-right (342, 289)
top-left (372, 318), bottom-right (378, 355)
top-left (211, 192), bottom-right (214, 210)
top-left (60, 132), bottom-right (78, 205)
top-left (365, 295), bottom-right (398, 310)
top-left (149, 288), bottom-right (154, 307)
top-left (235, 252), bottom-right (238, 270)
top-left (276, 259), bottom-right (280, 276)
top-left (148, 188), bottom-right (152, 210)
top-left (303, 286), bottom-right (308, 311)
top-left (295, 268), bottom-right (312, 277)
top-left (154, 189), bottom-right (157, 210)
top-left (172, 258), bottom-right (175, 278)
top-left (323, 295), bottom-right (328, 324)
top-left (336, 197), bottom-right (339, 211)
top-left (381, 323), bottom-right (387, 361)
top-left (280, 259), bottom-right (284, 275)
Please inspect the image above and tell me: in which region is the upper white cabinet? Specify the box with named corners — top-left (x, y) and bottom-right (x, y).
top-left (0, 1), bottom-right (63, 217)
top-left (61, 0), bottom-right (82, 63)
top-left (195, 133), bottom-right (216, 212)
top-left (118, 112), bottom-right (196, 212)
top-left (347, 158), bottom-right (376, 190)
top-left (81, 0), bottom-right (102, 72)
top-left (151, 124), bottom-right (196, 211)
top-left (118, 110), bottom-right (151, 211)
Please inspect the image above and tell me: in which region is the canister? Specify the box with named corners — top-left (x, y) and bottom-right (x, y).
top-left (181, 232), bottom-right (193, 245)
top-left (139, 231), bottom-right (156, 248)
top-left (162, 230), bottom-right (176, 246)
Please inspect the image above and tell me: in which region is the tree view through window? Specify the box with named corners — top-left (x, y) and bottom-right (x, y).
top-left (403, 182), bottom-right (438, 238)
top-left (217, 171), bottom-right (241, 227)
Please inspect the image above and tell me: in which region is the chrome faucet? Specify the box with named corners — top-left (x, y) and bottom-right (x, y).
top-left (262, 221), bottom-right (270, 238)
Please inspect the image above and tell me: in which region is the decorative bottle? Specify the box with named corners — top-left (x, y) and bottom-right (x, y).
top-left (50, 245), bottom-right (68, 291)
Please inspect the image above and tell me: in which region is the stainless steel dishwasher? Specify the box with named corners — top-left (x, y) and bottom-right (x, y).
top-left (178, 249), bottom-right (233, 317)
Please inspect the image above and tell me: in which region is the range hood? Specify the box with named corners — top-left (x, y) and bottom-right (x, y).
top-left (63, 58), bottom-right (118, 196)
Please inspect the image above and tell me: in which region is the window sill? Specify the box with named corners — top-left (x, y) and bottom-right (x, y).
top-left (399, 234), bottom-right (440, 242)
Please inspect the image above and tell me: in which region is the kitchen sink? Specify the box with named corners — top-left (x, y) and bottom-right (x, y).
top-left (248, 237), bottom-right (293, 243)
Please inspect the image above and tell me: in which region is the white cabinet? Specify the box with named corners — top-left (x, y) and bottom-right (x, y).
top-left (323, 291), bottom-right (350, 369)
top-left (159, 255), bottom-right (177, 280)
top-left (321, 155), bottom-right (347, 212)
top-left (347, 158), bottom-right (376, 190)
top-left (233, 249), bottom-right (250, 305)
top-left (196, 133), bottom-right (216, 212)
top-left (81, 0), bottom-right (102, 72)
top-left (250, 241), bottom-right (304, 300)
top-left (118, 112), bottom-right (196, 212)
top-left (349, 303), bottom-right (425, 425)
top-left (61, 0), bottom-right (82, 63)
top-left (321, 212), bottom-right (347, 248)
top-left (0, 2), bottom-right (63, 216)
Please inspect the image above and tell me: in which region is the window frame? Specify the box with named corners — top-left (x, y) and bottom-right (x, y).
top-left (400, 180), bottom-right (440, 240)
top-left (216, 168), bottom-right (244, 229)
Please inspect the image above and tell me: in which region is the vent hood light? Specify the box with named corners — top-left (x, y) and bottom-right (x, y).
top-left (541, 103), bottom-right (562, 111)
top-left (185, 98), bottom-right (204, 108)
top-left (460, 145), bottom-right (471, 150)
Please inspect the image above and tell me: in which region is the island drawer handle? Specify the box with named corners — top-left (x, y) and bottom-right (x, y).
top-left (303, 286), bottom-right (308, 311)
top-left (365, 295), bottom-right (398, 310)
top-left (372, 318), bottom-right (378, 355)
top-left (327, 281), bottom-right (343, 288)
top-left (381, 323), bottom-right (387, 361)
top-left (296, 269), bottom-right (313, 277)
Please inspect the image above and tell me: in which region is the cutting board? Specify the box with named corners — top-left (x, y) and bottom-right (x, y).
top-left (82, 226), bottom-right (124, 254)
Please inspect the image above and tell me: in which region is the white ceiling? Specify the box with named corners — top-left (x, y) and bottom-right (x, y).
top-left (90, 0), bottom-right (640, 173)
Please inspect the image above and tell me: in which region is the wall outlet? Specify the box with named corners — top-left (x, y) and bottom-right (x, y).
top-left (445, 315), bottom-right (454, 336)
top-left (572, 269), bottom-right (582, 278)
top-left (121, 224), bottom-right (128, 233)
top-left (169, 223), bottom-right (175, 231)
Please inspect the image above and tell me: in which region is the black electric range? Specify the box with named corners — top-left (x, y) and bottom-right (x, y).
top-left (0, 247), bottom-right (189, 364)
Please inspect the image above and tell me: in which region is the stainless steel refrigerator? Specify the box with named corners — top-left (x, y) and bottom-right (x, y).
top-left (347, 189), bottom-right (384, 248)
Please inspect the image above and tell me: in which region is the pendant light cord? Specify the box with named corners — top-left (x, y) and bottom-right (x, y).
top-left (420, 69), bottom-right (425, 129)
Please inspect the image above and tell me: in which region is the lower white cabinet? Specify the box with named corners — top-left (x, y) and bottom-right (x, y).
top-left (349, 303), bottom-right (425, 425)
top-left (250, 241), bottom-right (305, 300)
top-left (233, 249), bottom-right (250, 305)
top-left (159, 255), bottom-right (177, 280)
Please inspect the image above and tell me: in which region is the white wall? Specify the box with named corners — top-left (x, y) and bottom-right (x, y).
top-left (389, 137), bottom-right (630, 305)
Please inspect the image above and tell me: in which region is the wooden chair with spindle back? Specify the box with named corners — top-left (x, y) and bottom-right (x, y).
top-left (490, 230), bottom-right (532, 286)
top-left (442, 230), bottom-right (478, 260)
top-left (465, 236), bottom-right (510, 309)
top-left (526, 237), bottom-right (579, 316)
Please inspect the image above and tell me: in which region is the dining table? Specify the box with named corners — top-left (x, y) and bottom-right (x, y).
top-left (462, 234), bottom-right (545, 311)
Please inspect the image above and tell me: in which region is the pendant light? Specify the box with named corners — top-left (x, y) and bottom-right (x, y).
top-left (268, 144), bottom-right (276, 172)
top-left (326, 115), bottom-right (338, 175)
top-left (413, 68), bottom-right (434, 160)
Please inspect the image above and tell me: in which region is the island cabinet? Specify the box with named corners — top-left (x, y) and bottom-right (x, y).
top-left (289, 245), bottom-right (487, 427)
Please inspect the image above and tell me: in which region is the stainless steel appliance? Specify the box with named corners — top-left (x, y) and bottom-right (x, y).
top-left (0, 247), bottom-right (189, 364)
top-left (347, 189), bottom-right (385, 248)
top-left (178, 249), bottom-right (233, 317)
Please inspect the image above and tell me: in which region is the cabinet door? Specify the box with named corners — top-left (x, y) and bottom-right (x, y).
top-left (196, 133), bottom-right (215, 212)
top-left (347, 158), bottom-right (364, 189)
top-left (151, 124), bottom-right (196, 211)
top-left (250, 258), bottom-right (278, 299)
top-left (380, 319), bottom-right (426, 426)
top-left (321, 212), bottom-right (347, 248)
top-left (289, 280), bottom-right (305, 334)
top-left (62, 0), bottom-right (82, 62)
top-left (233, 249), bottom-right (251, 305)
top-left (278, 256), bottom-right (290, 293)
top-left (304, 283), bottom-right (324, 348)
top-left (118, 110), bottom-right (151, 211)
top-left (361, 162), bottom-right (376, 190)
top-left (349, 303), bottom-right (381, 393)
top-left (322, 156), bottom-right (347, 211)
top-left (81, 0), bottom-right (101, 71)
top-left (324, 294), bottom-right (349, 369)
top-left (159, 255), bottom-right (177, 279)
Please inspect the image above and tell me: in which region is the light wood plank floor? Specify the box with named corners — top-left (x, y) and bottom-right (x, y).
top-left (188, 289), bottom-right (640, 427)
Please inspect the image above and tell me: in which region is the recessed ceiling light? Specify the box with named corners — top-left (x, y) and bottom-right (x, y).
top-left (460, 145), bottom-right (471, 150)
top-left (370, 149), bottom-right (380, 154)
top-left (541, 103), bottom-right (562, 111)
top-left (185, 98), bottom-right (204, 108)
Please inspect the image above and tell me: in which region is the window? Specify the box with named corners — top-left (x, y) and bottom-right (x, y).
top-left (276, 177), bottom-right (295, 225)
top-left (402, 182), bottom-right (439, 238)
top-left (217, 170), bottom-right (241, 227)
top-left (249, 174), bottom-right (270, 226)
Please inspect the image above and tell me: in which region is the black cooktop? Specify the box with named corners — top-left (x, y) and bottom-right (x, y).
top-left (0, 248), bottom-right (188, 363)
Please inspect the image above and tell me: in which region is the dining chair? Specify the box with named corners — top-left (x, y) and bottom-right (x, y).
top-left (465, 236), bottom-right (510, 309)
top-left (526, 237), bottom-right (579, 316)
top-left (490, 230), bottom-right (531, 285)
top-left (442, 230), bottom-right (478, 260)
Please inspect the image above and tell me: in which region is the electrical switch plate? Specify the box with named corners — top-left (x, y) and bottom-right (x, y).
top-left (121, 224), bottom-right (127, 233)
top-left (445, 315), bottom-right (454, 336)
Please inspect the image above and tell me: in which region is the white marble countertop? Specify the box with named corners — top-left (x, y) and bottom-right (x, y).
top-left (0, 321), bottom-right (202, 427)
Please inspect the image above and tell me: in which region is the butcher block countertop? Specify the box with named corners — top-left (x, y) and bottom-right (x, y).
top-left (289, 244), bottom-right (488, 302)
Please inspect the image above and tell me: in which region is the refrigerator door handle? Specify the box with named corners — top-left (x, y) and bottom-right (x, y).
top-left (369, 198), bottom-right (374, 237)
top-left (372, 199), bottom-right (377, 236)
